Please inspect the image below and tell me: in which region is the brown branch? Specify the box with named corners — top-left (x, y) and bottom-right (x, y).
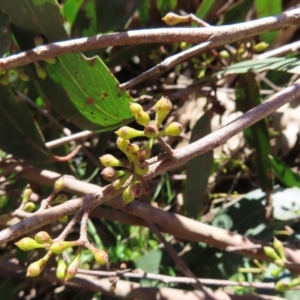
top-left (0, 260), bottom-right (286, 300)
top-left (2, 80), bottom-right (300, 273)
top-left (0, 8), bottom-right (300, 71)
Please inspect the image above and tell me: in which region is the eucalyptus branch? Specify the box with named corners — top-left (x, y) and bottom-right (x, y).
top-left (0, 8), bottom-right (300, 72)
top-left (1, 260), bottom-right (284, 300)
top-left (76, 268), bottom-right (286, 290)
top-left (2, 78), bottom-right (300, 273)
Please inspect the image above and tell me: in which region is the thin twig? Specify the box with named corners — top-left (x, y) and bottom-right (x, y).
top-left (76, 268), bottom-right (284, 289)
top-left (1, 8), bottom-right (300, 71)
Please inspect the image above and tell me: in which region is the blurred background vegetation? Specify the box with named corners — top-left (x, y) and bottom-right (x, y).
top-left (1, 0), bottom-right (300, 299)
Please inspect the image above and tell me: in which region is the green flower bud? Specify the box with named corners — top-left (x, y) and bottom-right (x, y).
top-left (26, 251), bottom-right (52, 277)
top-left (273, 237), bottom-right (285, 260)
top-left (100, 154), bottom-right (125, 168)
top-left (163, 122), bottom-right (183, 136)
top-left (101, 167), bottom-right (127, 181)
top-left (253, 42), bottom-right (269, 52)
top-left (50, 240), bottom-right (79, 254)
top-left (115, 126), bottom-right (144, 140)
top-left (144, 123), bottom-right (159, 138)
top-left (43, 57), bottom-right (57, 64)
top-left (24, 202), bottom-right (36, 212)
top-left (35, 231), bottom-right (52, 245)
top-left (54, 194), bottom-right (68, 204)
top-left (111, 171), bottom-right (132, 190)
top-left (274, 259), bottom-right (285, 268)
top-left (34, 36), bottom-right (44, 47)
top-left (129, 181), bottom-right (143, 198)
top-left (116, 137), bottom-right (130, 152)
top-left (17, 70), bottom-right (30, 82)
top-left (15, 237), bottom-right (45, 251)
top-left (219, 50), bottom-right (230, 59)
top-left (275, 281), bottom-right (289, 292)
top-left (125, 143), bottom-right (140, 161)
top-left (34, 62), bottom-right (47, 80)
top-left (56, 258), bottom-right (67, 280)
top-left (122, 184), bottom-right (135, 204)
top-left (129, 103), bottom-right (143, 115)
top-left (88, 245), bottom-right (109, 265)
top-left (134, 162), bottom-right (149, 176)
top-left (290, 277), bottom-right (300, 287)
top-left (65, 251), bottom-right (81, 282)
top-left (54, 177), bottom-right (65, 192)
top-left (270, 267), bottom-right (283, 278)
top-left (155, 96), bottom-right (172, 126)
top-left (263, 246), bottom-right (281, 260)
top-left (58, 215), bottom-right (68, 223)
top-left (135, 111), bottom-right (150, 127)
top-left (162, 12), bottom-right (187, 26)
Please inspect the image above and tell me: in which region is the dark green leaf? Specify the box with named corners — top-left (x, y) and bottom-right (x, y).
top-left (236, 73), bottom-right (273, 194)
top-left (219, 57), bottom-right (300, 76)
top-left (0, 85), bottom-right (52, 163)
top-left (184, 111), bottom-right (213, 218)
top-left (1, 0), bottom-right (134, 131)
top-left (272, 156), bottom-right (300, 188)
top-left (254, 0), bottom-right (281, 44)
top-left (0, 10), bottom-right (11, 57)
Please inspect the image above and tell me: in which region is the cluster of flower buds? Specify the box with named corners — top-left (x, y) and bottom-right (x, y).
top-left (15, 232), bottom-right (108, 281)
top-left (99, 96), bottom-right (182, 204)
top-left (263, 237), bottom-right (286, 279)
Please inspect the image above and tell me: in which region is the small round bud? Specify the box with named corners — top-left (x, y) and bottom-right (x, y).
top-left (111, 172), bottom-right (132, 190)
top-left (64, 251), bottom-right (81, 282)
top-left (24, 202), bottom-right (36, 212)
top-left (115, 126), bottom-right (144, 140)
top-left (144, 123), bottom-right (158, 138)
top-left (162, 12), bottom-right (186, 26)
top-left (263, 246), bottom-right (280, 260)
top-left (101, 167), bottom-right (127, 181)
top-left (50, 240), bottom-right (79, 254)
top-left (155, 96), bottom-right (172, 126)
top-left (130, 181), bottom-right (143, 198)
top-left (130, 103), bottom-right (143, 115)
top-left (54, 194), bottom-right (68, 203)
top-left (273, 237), bottom-right (285, 260)
top-left (43, 57), bottom-right (57, 64)
top-left (219, 50), bottom-right (230, 59)
top-left (54, 177), bottom-right (65, 192)
top-left (88, 245), bottom-right (109, 265)
top-left (125, 143), bottom-right (140, 161)
top-left (138, 145), bottom-right (151, 161)
top-left (26, 252), bottom-right (52, 277)
top-left (275, 281), bottom-right (289, 292)
top-left (35, 231), bottom-right (52, 245)
top-left (135, 111), bottom-right (150, 126)
top-left (15, 237), bottom-right (45, 251)
top-left (274, 259), bottom-right (285, 268)
top-left (100, 154), bottom-right (124, 167)
top-left (34, 36), bottom-right (44, 47)
top-left (134, 162), bottom-right (149, 176)
top-left (271, 267), bottom-right (283, 278)
top-left (122, 184), bottom-right (135, 204)
top-left (34, 62), bottom-right (47, 80)
top-left (59, 215), bottom-right (68, 223)
top-left (0, 72), bottom-right (9, 85)
top-left (253, 42), bottom-right (269, 52)
top-left (22, 185), bottom-right (32, 203)
top-left (56, 258), bottom-right (67, 280)
top-left (17, 70), bottom-right (30, 82)
top-left (163, 122), bottom-right (183, 136)
top-left (116, 137), bottom-right (130, 152)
